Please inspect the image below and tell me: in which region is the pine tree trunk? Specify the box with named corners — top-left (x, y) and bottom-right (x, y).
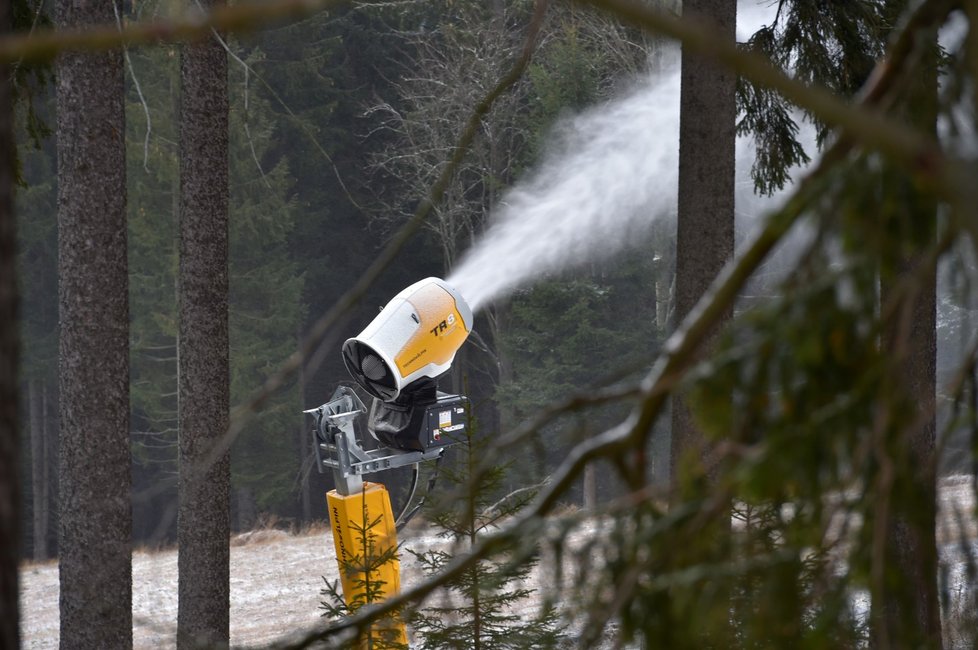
top-left (43, 379), bottom-right (57, 558)
top-left (670, 0), bottom-right (736, 481)
top-left (0, 0), bottom-right (20, 641)
top-left (30, 379), bottom-right (48, 560)
top-left (298, 346), bottom-right (312, 523)
top-left (56, 0), bottom-right (132, 643)
top-left (872, 28), bottom-right (942, 649)
top-left (875, 259), bottom-right (941, 649)
top-left (177, 0), bottom-right (231, 644)
top-left (583, 463), bottom-right (597, 511)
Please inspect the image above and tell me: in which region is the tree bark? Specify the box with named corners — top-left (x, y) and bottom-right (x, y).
top-left (875, 258), bottom-right (941, 649)
top-left (0, 0), bottom-right (20, 642)
top-left (44, 380), bottom-right (58, 558)
top-left (872, 25), bottom-right (942, 648)
top-left (30, 379), bottom-right (48, 560)
top-left (177, 1), bottom-right (231, 644)
top-left (56, 0), bottom-right (132, 644)
top-left (298, 344), bottom-right (312, 523)
top-left (670, 0), bottom-right (736, 482)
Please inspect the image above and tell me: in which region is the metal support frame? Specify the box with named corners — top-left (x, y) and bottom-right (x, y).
top-left (305, 386), bottom-right (445, 496)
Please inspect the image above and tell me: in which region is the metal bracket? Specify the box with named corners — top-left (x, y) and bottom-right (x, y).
top-left (305, 386), bottom-right (444, 496)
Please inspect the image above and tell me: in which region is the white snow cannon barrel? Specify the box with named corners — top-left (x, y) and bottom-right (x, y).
top-left (342, 277), bottom-right (473, 402)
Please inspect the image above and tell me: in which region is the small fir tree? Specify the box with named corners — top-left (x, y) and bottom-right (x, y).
top-left (409, 412), bottom-right (565, 650)
top-left (319, 490), bottom-right (407, 650)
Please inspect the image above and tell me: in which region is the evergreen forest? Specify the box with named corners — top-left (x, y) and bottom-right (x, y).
top-left (5, 0), bottom-right (978, 647)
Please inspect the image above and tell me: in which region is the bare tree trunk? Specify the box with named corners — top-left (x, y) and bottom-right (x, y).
top-left (56, 0), bottom-right (132, 643)
top-left (30, 379), bottom-right (48, 560)
top-left (875, 256), bottom-right (941, 649)
top-left (583, 464), bottom-right (597, 511)
top-left (43, 380), bottom-right (57, 557)
top-left (236, 487), bottom-right (256, 532)
top-left (0, 0), bottom-right (20, 641)
top-left (670, 0), bottom-right (736, 482)
top-left (177, 0), bottom-right (230, 644)
top-left (667, 2), bottom-right (735, 642)
top-left (297, 344), bottom-right (312, 523)
top-left (872, 28), bottom-right (942, 648)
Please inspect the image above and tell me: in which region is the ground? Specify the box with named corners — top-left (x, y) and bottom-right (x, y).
top-left (18, 477), bottom-right (978, 648)
top-left (20, 523), bottom-right (457, 648)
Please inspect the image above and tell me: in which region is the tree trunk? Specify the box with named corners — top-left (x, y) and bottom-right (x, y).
top-left (177, 2), bottom-right (230, 644)
top-left (30, 379), bottom-right (48, 560)
top-left (583, 463), bottom-right (597, 511)
top-left (56, 0), bottom-right (132, 644)
top-left (872, 25), bottom-right (942, 648)
top-left (43, 380), bottom-right (58, 558)
top-left (668, 2), bottom-right (735, 642)
top-left (875, 257), bottom-right (941, 649)
top-left (0, 0), bottom-right (20, 641)
top-left (670, 0), bottom-right (736, 482)
top-left (298, 344), bottom-right (312, 523)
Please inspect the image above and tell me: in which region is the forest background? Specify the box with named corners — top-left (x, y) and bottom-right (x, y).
top-left (16, 0), bottom-right (690, 553)
top-left (8, 0), bottom-right (978, 647)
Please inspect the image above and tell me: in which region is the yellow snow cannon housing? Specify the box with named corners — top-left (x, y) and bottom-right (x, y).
top-left (342, 277), bottom-right (473, 402)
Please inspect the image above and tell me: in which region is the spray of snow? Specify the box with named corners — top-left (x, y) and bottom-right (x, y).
top-left (447, 1), bottom-right (798, 313)
top-left (447, 66), bottom-right (681, 312)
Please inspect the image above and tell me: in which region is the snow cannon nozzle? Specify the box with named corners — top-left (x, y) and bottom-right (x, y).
top-left (341, 277), bottom-right (473, 402)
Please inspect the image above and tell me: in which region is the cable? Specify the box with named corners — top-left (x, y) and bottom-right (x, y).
top-left (394, 462), bottom-right (420, 530)
top-left (395, 453), bottom-right (445, 531)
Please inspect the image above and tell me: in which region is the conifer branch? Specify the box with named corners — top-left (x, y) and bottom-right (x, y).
top-left (583, 0), bottom-right (972, 201)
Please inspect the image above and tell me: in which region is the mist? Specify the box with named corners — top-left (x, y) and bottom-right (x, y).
top-left (448, 2), bottom-right (807, 313)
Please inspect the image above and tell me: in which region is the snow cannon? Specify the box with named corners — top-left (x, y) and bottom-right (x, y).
top-left (342, 276), bottom-right (473, 402)
top-left (341, 277), bottom-right (472, 453)
top-left (305, 279), bottom-right (475, 640)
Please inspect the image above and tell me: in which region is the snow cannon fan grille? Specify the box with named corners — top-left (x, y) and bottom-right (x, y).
top-left (342, 340), bottom-right (398, 401)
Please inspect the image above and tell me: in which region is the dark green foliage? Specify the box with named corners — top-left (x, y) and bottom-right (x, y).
top-left (226, 46), bottom-right (305, 515)
top-left (735, 69), bottom-right (811, 197)
top-left (121, 24), bottom-right (304, 530)
top-left (503, 277), bottom-right (655, 402)
top-left (126, 45), bottom-right (180, 493)
top-left (11, 0), bottom-right (54, 180)
top-left (496, 258), bottom-right (661, 501)
top-left (14, 110), bottom-right (57, 382)
top-left (250, 4), bottom-right (435, 432)
top-left (659, 153), bottom-right (944, 647)
top-left (737, 1), bottom-right (889, 194)
top-left (120, 35), bottom-right (303, 529)
top-left (561, 218), bottom-right (884, 646)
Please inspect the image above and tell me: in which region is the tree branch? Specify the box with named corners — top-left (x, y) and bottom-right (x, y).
top-left (0, 0), bottom-right (354, 63)
top-left (582, 0), bottom-right (972, 200)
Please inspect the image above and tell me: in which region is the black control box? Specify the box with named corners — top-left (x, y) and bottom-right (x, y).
top-left (368, 391), bottom-right (468, 452)
top-left (420, 393), bottom-right (468, 449)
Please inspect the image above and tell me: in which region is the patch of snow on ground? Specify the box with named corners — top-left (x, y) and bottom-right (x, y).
top-left (19, 477), bottom-right (978, 649)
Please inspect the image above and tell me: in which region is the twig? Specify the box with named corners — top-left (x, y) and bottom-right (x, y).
top-left (0, 0), bottom-right (355, 64)
top-left (113, 0), bottom-right (152, 172)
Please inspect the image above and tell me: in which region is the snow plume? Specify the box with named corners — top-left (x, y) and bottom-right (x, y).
top-left (447, 65), bottom-right (681, 313)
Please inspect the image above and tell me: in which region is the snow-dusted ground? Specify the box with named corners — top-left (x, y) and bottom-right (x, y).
top-left (19, 477), bottom-right (978, 649)
top-left (22, 527), bottom-right (333, 648)
top-left (19, 524), bottom-right (460, 649)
